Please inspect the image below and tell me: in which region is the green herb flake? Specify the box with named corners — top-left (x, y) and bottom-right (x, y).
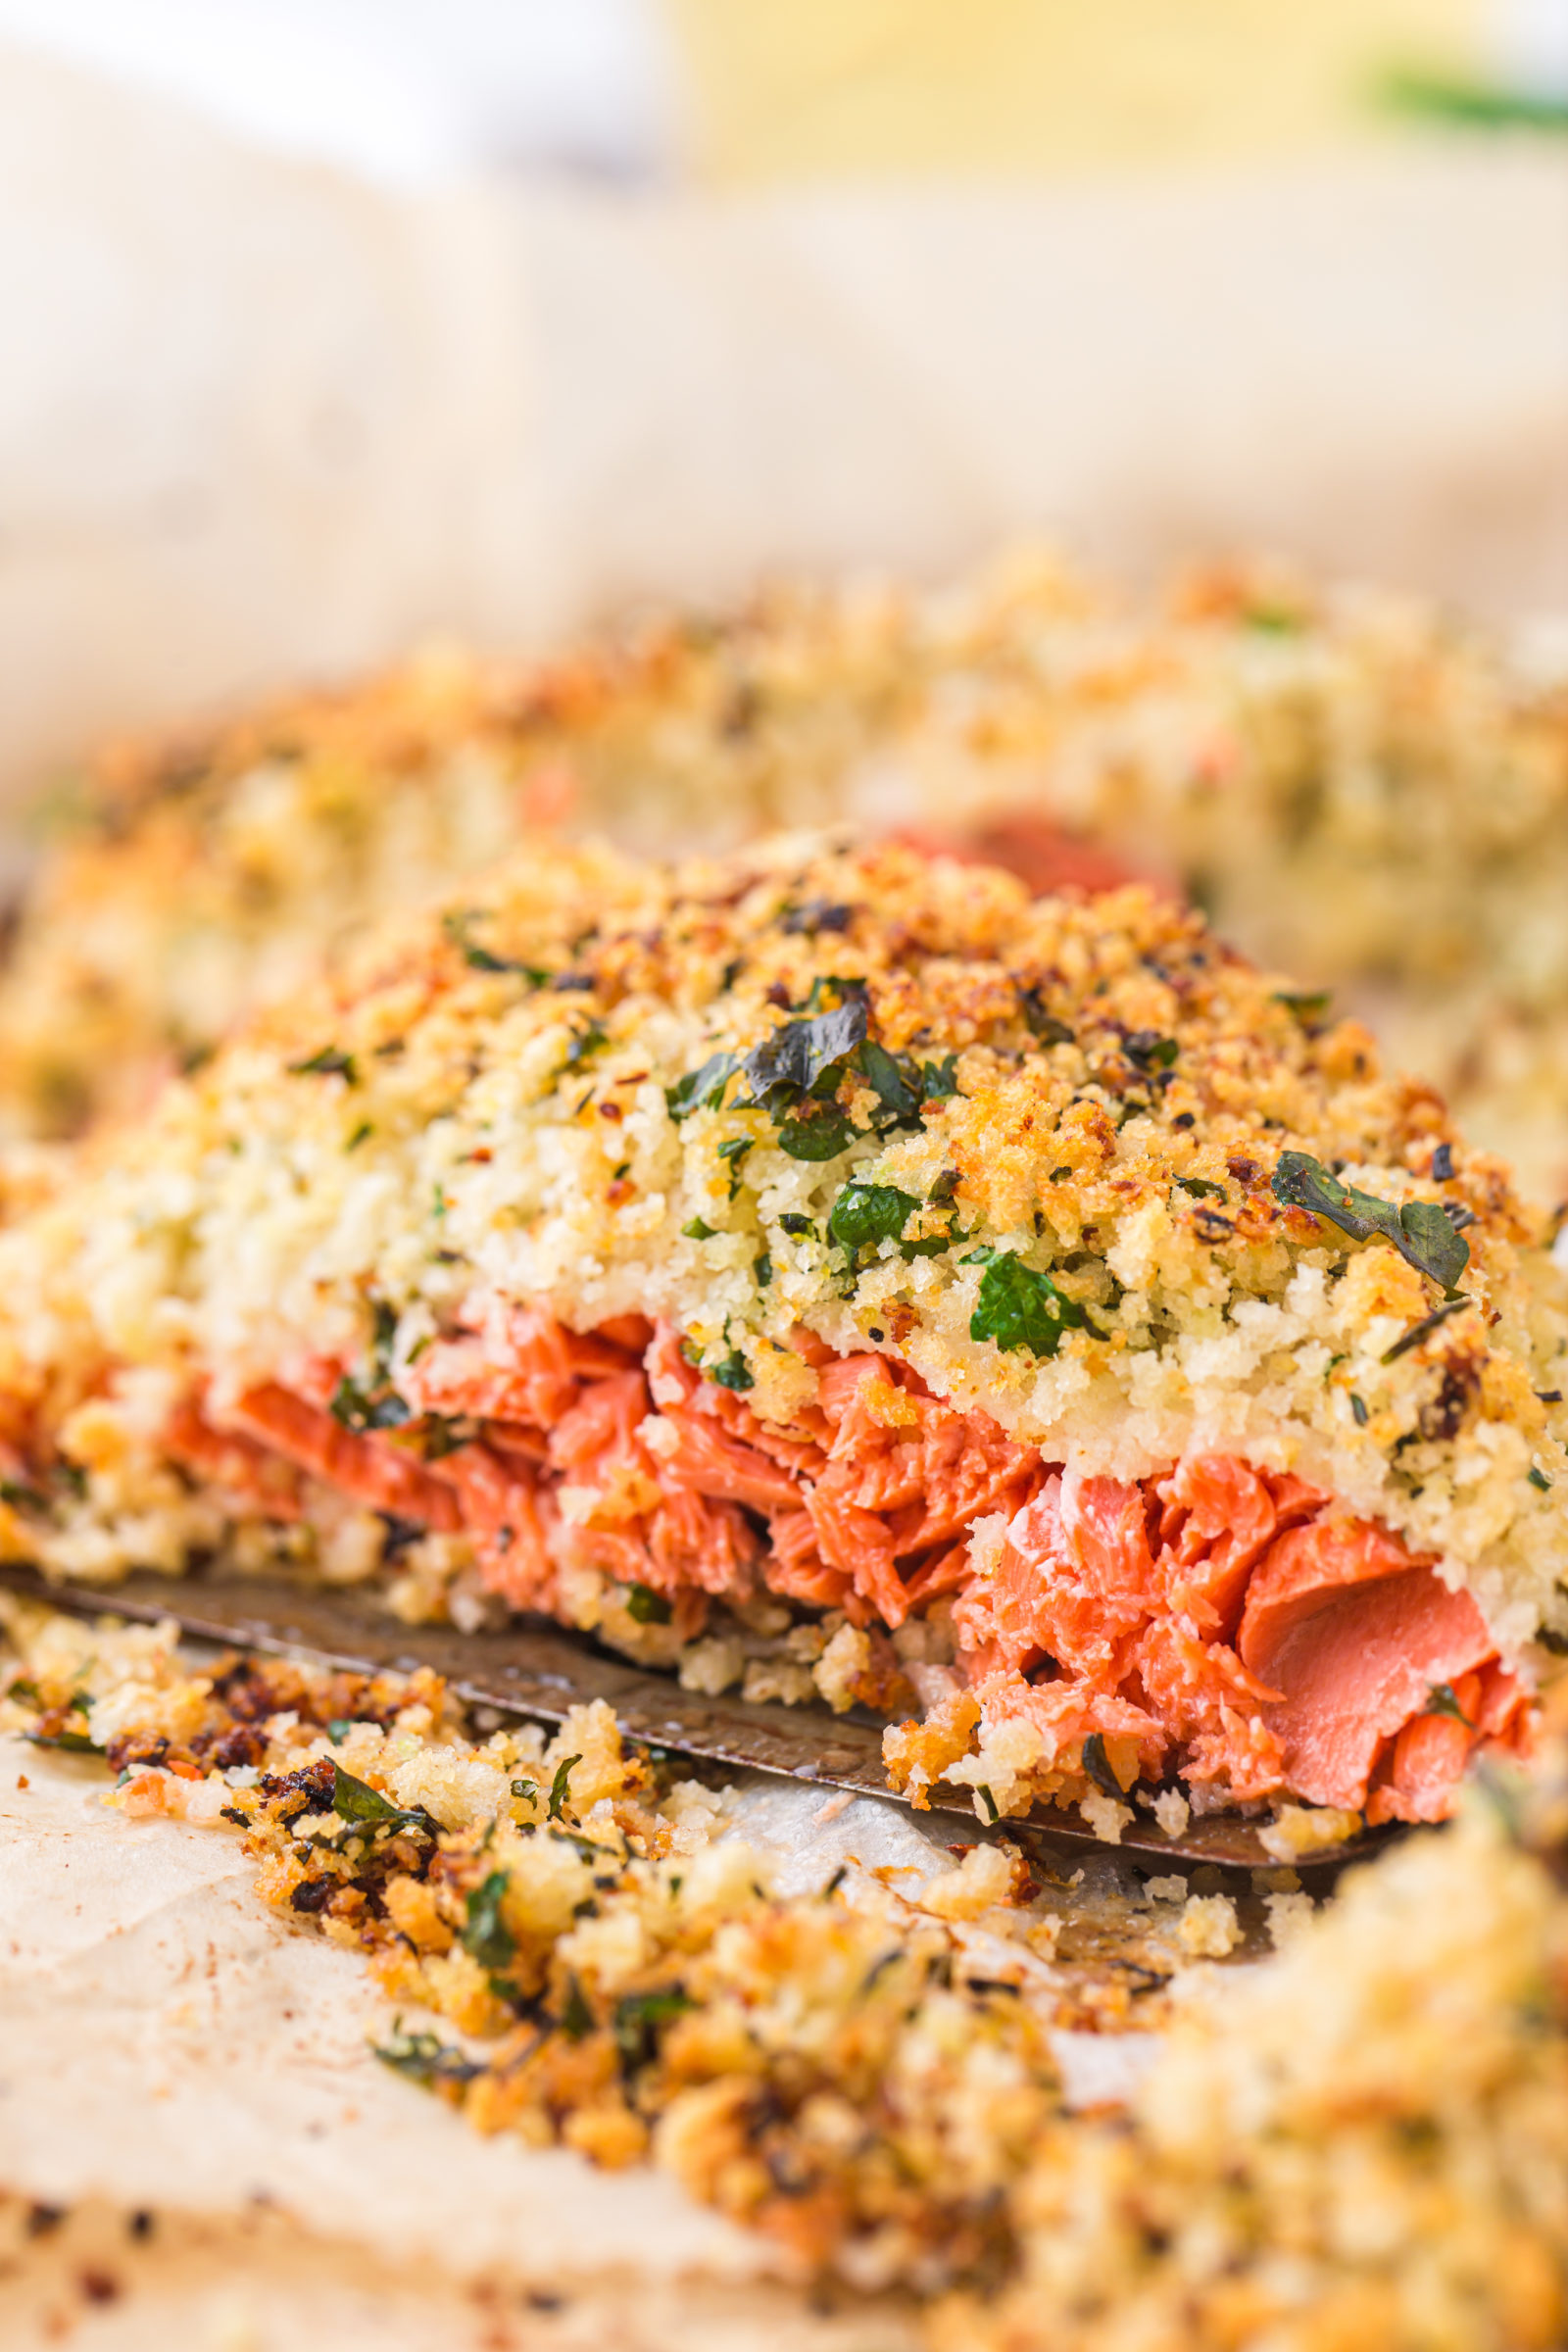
top-left (24, 1727), bottom-right (103, 1755)
top-left (710, 1346), bottom-right (755, 1393)
top-left (561, 1973), bottom-right (595, 2041)
top-left (510, 1778), bottom-right (538, 1803)
top-left (1425, 1683), bottom-right (1473, 1727)
top-left (1124, 1032), bottom-right (1179, 1072)
top-left (1274, 989), bottom-right (1333, 1026)
top-left (716, 1137), bottom-right (754, 1196)
top-left (975, 1785), bottom-right (1000, 1824)
top-left (754, 1251), bottom-right (773, 1289)
top-left (612, 1986), bottom-right (694, 2069)
top-left (624, 1582), bottom-right (672, 1626)
top-left (1529, 1466), bottom-right (1553, 1493)
top-left (1270, 1150), bottom-right (1470, 1293)
top-left (827, 1181), bottom-right (919, 1253)
top-left (564, 1022), bottom-right (607, 1068)
top-left (1175, 1176), bottom-right (1228, 1202)
top-left (681, 1217), bottom-right (717, 1241)
top-left (741, 998), bottom-right (867, 1109)
top-left (328, 1376), bottom-right (412, 1434)
top-left (441, 910), bottom-right (549, 984)
top-left (858, 1039), bottom-right (923, 1128)
top-left (548, 1754), bottom-right (582, 1822)
top-left (1050, 1166), bottom-right (1073, 1184)
top-left (919, 1054), bottom-right (960, 1098)
top-left (461, 1869), bottom-right (515, 1971)
top-left (774, 1107), bottom-right (856, 1160)
top-left (969, 1251), bottom-right (1088, 1360)
top-left (1018, 989), bottom-right (1075, 1047)
top-left (330, 1761), bottom-right (434, 1838)
top-left (373, 2023), bottom-right (482, 2088)
top-left (345, 1121), bottom-right (373, 1152)
top-left (6, 1677), bottom-right (41, 1706)
top-left (778, 1213), bottom-right (816, 1239)
top-left (1381, 1296), bottom-right (1473, 1364)
top-left (664, 1052), bottom-right (741, 1121)
top-left (288, 1046), bottom-right (358, 1084)
top-left (1350, 1394), bottom-right (1370, 1428)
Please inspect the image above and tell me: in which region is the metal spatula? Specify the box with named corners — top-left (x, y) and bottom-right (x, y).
top-left (0, 1562), bottom-right (1383, 1873)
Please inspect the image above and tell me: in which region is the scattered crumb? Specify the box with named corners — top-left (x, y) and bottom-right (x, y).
top-left (1264, 1890), bottom-right (1317, 1950)
top-left (1258, 1804), bottom-right (1363, 1863)
top-left (1177, 1892), bottom-right (1242, 1958)
top-left (1143, 1875), bottom-right (1188, 1905)
top-left (1078, 1789), bottom-right (1133, 1845)
top-left (916, 1840), bottom-right (1020, 1922)
top-left (1152, 1788), bottom-right (1190, 1838)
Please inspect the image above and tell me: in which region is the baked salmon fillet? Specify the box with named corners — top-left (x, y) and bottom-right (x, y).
top-left (0, 834), bottom-right (1563, 1838)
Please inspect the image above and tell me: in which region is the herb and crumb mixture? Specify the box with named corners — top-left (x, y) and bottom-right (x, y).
top-left (0, 831), bottom-right (1561, 1830)
top-left (6, 1604), bottom-right (1568, 2352)
top-left (0, 556), bottom-right (1563, 1205)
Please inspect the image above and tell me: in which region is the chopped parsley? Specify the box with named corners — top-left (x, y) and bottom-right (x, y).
top-left (715, 1137), bottom-right (753, 1196)
top-left (709, 1345), bottom-right (755, 1392)
top-left (1175, 1176), bottom-right (1227, 1202)
top-left (827, 1181), bottom-right (920, 1253)
top-left (1381, 1296), bottom-right (1472, 1364)
top-left (1424, 1683), bottom-right (1473, 1727)
top-left (778, 1212), bottom-right (817, 1239)
top-left (329, 1761), bottom-right (436, 1838)
top-left (1529, 1466), bottom-right (1553, 1493)
top-left (754, 1251), bottom-right (773, 1289)
top-left (612, 1986), bottom-right (694, 2069)
top-left (680, 1217), bottom-right (717, 1241)
top-left (441, 910), bottom-right (549, 984)
top-left (968, 1250), bottom-right (1088, 1360)
top-left (1273, 989), bottom-right (1333, 1027)
top-left (975, 1786), bottom-right (1000, 1824)
top-left (461, 1870), bottom-right (515, 1971)
top-left (1349, 1394), bottom-right (1370, 1428)
top-left (664, 1051), bottom-right (742, 1120)
top-left (1271, 1151), bottom-right (1470, 1293)
top-left (1017, 989), bottom-right (1073, 1045)
top-left (1123, 1031), bottom-right (1179, 1073)
top-left (373, 2024), bottom-right (482, 2087)
top-left (741, 998), bottom-right (868, 1110)
top-left (329, 1375), bottom-right (412, 1433)
top-left (623, 1582), bottom-right (672, 1626)
top-left (774, 1106), bottom-right (855, 1160)
top-left (547, 1754), bottom-right (581, 1821)
top-left (287, 1045), bottom-right (358, 1083)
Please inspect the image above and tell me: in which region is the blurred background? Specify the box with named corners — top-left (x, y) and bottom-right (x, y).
top-left (1, 0), bottom-right (1565, 812)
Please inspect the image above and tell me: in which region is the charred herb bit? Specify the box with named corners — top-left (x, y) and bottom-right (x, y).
top-left (624, 1582), bottom-right (672, 1627)
top-left (710, 1345), bottom-right (755, 1393)
top-left (1018, 989), bottom-right (1074, 1048)
top-left (288, 1046), bottom-right (358, 1084)
top-left (612, 1986), bottom-right (694, 2070)
top-left (740, 998), bottom-right (868, 1110)
top-left (329, 1761), bottom-right (437, 1839)
top-left (1530, 1467), bottom-right (1554, 1493)
top-left (681, 1217), bottom-right (717, 1241)
top-left (1270, 1151), bottom-right (1470, 1293)
top-left (1425, 1683), bottom-right (1474, 1727)
top-left (779, 1212), bottom-right (817, 1239)
top-left (775, 1105), bottom-right (856, 1161)
top-left (716, 1136), bottom-right (753, 1197)
top-left (754, 1251), bottom-right (773, 1289)
top-left (828, 1181), bottom-right (920, 1254)
top-left (1081, 1733), bottom-right (1126, 1803)
top-left (462, 1870), bottom-right (516, 1972)
top-left (1175, 1176), bottom-right (1228, 1202)
top-left (665, 1051), bottom-right (742, 1121)
top-left (547, 1754), bottom-right (582, 1822)
top-left (1350, 1395), bottom-right (1370, 1428)
top-left (969, 1250), bottom-right (1088, 1361)
top-left (1381, 1296), bottom-right (1473, 1364)
top-left (373, 2022), bottom-right (482, 2089)
top-left (1431, 1141), bottom-right (1456, 1183)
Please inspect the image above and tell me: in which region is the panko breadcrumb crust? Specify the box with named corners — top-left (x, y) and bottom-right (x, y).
top-left (1, 555), bottom-right (1565, 1198)
top-left (5, 1602), bottom-right (1568, 2352)
top-left (0, 831), bottom-right (1562, 1686)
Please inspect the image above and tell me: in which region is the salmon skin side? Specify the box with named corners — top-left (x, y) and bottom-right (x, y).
top-left (166, 1307), bottom-right (1530, 1829)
